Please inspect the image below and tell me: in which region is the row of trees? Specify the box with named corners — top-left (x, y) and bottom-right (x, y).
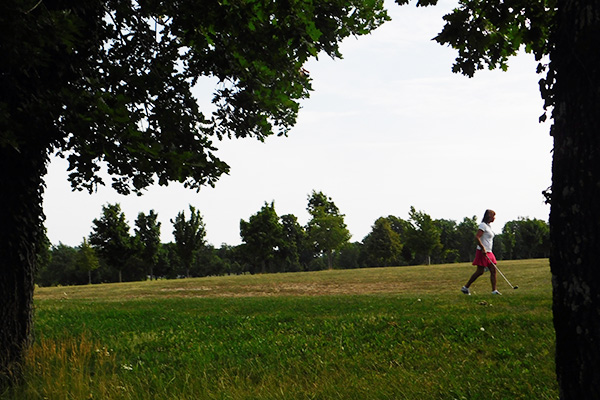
top-left (37, 190), bottom-right (549, 286)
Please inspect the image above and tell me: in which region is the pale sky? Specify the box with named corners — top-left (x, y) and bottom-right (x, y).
top-left (43, 0), bottom-right (553, 248)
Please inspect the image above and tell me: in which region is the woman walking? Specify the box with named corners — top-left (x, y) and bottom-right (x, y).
top-left (461, 209), bottom-right (501, 295)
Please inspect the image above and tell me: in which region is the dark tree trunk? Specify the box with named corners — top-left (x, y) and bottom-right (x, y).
top-left (0, 145), bottom-right (47, 376)
top-left (550, 1), bottom-right (600, 398)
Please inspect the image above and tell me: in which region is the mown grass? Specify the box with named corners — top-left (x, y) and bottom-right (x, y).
top-left (2, 259), bottom-right (557, 399)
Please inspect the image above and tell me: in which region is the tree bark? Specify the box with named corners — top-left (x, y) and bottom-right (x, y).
top-left (0, 145), bottom-right (47, 376)
top-left (550, 1), bottom-right (600, 398)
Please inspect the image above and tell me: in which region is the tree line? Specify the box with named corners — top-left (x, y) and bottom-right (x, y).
top-left (37, 190), bottom-right (549, 287)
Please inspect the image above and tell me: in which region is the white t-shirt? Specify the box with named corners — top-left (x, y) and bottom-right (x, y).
top-left (477, 222), bottom-right (494, 252)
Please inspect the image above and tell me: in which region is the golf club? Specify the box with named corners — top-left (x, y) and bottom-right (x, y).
top-left (486, 255), bottom-right (518, 289)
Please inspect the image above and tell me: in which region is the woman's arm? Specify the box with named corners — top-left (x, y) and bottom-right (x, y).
top-left (475, 229), bottom-right (486, 252)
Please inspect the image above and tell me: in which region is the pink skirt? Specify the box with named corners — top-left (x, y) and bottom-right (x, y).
top-left (472, 249), bottom-right (497, 267)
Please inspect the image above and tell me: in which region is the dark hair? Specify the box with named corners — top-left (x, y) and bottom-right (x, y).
top-left (482, 209), bottom-right (495, 223)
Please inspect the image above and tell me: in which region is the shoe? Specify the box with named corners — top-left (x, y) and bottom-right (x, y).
top-left (461, 286), bottom-right (471, 295)
top-left (492, 290), bottom-right (502, 295)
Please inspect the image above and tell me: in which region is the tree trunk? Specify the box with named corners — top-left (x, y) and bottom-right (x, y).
top-left (550, 1), bottom-right (600, 398)
top-left (0, 145), bottom-right (47, 376)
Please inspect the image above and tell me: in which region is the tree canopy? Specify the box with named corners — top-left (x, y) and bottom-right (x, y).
top-left (0, 0), bottom-right (388, 374)
top-left (1, 0), bottom-right (389, 195)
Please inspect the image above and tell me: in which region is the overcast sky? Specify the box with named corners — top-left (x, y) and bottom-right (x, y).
top-left (43, 0), bottom-right (553, 248)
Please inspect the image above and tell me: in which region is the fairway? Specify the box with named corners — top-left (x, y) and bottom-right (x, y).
top-left (6, 260), bottom-right (557, 399)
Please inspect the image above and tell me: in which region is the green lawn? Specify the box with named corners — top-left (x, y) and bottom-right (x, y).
top-left (3, 259), bottom-right (557, 399)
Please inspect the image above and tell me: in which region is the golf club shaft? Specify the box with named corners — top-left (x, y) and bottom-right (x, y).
top-left (495, 264), bottom-right (516, 289)
top-left (485, 254), bottom-right (516, 289)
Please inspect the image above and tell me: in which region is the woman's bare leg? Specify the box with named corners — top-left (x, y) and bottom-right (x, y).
top-left (465, 266), bottom-right (485, 288)
top-left (488, 264), bottom-right (498, 291)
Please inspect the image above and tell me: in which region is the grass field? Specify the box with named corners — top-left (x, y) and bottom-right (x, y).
top-left (3, 259), bottom-right (557, 399)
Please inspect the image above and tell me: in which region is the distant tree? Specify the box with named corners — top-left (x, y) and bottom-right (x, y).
top-left (501, 220), bottom-right (518, 260)
top-left (306, 191), bottom-right (351, 269)
top-left (503, 218), bottom-right (550, 260)
top-left (89, 204), bottom-right (134, 283)
top-left (307, 190), bottom-right (341, 215)
top-left (171, 206), bottom-right (206, 278)
top-left (524, 218), bottom-right (550, 259)
top-left (240, 202), bottom-right (284, 273)
top-left (36, 244), bottom-right (78, 287)
top-left (386, 215), bottom-right (411, 237)
top-left (456, 216), bottom-right (478, 262)
top-left (193, 244), bottom-right (222, 277)
top-left (406, 207), bottom-right (441, 265)
top-left (211, 244), bottom-right (244, 276)
top-left (384, 215), bottom-right (413, 263)
top-left (76, 238), bottom-right (100, 285)
top-left (135, 210), bottom-right (162, 280)
top-left (492, 234), bottom-right (505, 261)
top-left (362, 217), bottom-right (403, 267)
top-left (34, 230), bottom-right (53, 286)
top-left (306, 254), bottom-right (329, 271)
top-left (433, 219), bottom-right (460, 263)
top-left (36, 229), bottom-right (52, 280)
top-left (280, 214), bottom-right (308, 272)
top-left (338, 242), bottom-right (363, 269)
top-left (156, 243), bottom-right (181, 279)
